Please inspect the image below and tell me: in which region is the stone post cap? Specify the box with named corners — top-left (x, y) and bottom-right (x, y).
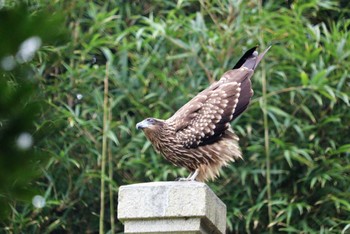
top-left (118, 181), bottom-right (226, 233)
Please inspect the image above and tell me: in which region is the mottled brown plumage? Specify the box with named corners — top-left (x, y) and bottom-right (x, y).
top-left (136, 46), bottom-right (270, 182)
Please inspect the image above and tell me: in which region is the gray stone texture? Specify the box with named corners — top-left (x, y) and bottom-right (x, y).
top-left (118, 181), bottom-right (226, 233)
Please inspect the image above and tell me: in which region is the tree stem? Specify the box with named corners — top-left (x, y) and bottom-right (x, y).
top-left (257, 1), bottom-right (273, 233)
top-left (108, 106), bottom-right (115, 234)
top-left (100, 63), bottom-right (109, 234)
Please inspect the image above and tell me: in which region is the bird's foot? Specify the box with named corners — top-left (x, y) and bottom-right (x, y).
top-left (175, 177), bottom-right (191, 181)
top-left (175, 169), bottom-right (199, 182)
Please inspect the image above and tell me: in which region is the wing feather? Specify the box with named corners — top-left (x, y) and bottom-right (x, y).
top-left (166, 68), bottom-right (254, 148)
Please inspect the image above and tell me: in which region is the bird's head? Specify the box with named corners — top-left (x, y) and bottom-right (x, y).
top-left (136, 118), bottom-right (163, 131)
top-left (136, 118), bottom-right (167, 151)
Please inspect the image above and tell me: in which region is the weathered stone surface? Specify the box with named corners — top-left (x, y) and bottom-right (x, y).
top-left (118, 181), bottom-right (226, 233)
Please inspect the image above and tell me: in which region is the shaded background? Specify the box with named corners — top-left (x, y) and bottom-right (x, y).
top-left (0, 0), bottom-right (349, 233)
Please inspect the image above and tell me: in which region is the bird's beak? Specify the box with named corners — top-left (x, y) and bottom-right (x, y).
top-left (136, 120), bottom-right (149, 130)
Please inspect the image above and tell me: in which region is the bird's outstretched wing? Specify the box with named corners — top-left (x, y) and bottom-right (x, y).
top-left (166, 46), bottom-right (270, 148)
top-left (166, 68), bottom-right (252, 148)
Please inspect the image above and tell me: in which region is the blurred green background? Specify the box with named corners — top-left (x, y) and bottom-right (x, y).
top-left (0, 0), bottom-right (349, 233)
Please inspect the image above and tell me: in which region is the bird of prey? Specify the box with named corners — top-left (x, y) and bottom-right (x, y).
top-left (136, 46), bottom-right (270, 182)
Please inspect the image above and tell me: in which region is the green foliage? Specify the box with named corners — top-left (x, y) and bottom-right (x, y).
top-left (1, 0), bottom-right (350, 233)
top-left (0, 3), bottom-right (66, 222)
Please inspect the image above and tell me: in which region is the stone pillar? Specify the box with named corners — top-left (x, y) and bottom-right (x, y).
top-left (117, 181), bottom-right (226, 234)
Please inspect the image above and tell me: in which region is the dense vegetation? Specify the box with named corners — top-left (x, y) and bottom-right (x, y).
top-left (1, 1), bottom-right (349, 233)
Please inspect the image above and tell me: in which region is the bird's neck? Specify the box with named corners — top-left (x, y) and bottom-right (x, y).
top-left (143, 124), bottom-right (173, 152)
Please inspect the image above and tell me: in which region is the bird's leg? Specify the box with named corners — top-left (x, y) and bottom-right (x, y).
top-left (176, 169), bottom-right (199, 181)
top-left (188, 169), bottom-right (199, 181)
top-left (186, 171), bottom-right (194, 179)
top-left (176, 172), bottom-right (192, 181)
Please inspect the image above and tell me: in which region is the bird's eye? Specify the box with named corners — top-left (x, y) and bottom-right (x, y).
top-left (147, 118), bottom-right (154, 123)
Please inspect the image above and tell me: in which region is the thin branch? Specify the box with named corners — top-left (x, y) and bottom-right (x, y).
top-left (257, 1), bottom-right (272, 233)
top-left (199, 0), bottom-right (221, 30)
top-left (99, 63), bottom-right (109, 234)
top-left (197, 57), bottom-right (213, 83)
top-left (108, 103), bottom-right (115, 234)
top-left (251, 86), bottom-right (307, 104)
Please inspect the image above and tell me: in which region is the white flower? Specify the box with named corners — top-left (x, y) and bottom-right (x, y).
top-left (1, 55), bottom-right (16, 71)
top-left (16, 132), bottom-right (33, 150)
top-left (16, 36), bottom-right (42, 63)
top-left (32, 195), bottom-right (46, 208)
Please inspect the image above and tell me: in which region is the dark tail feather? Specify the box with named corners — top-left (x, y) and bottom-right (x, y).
top-left (232, 46), bottom-right (257, 69)
top-left (233, 46), bottom-right (271, 70)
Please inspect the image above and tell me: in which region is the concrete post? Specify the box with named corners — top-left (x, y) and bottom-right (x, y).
top-left (117, 181), bottom-right (226, 234)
